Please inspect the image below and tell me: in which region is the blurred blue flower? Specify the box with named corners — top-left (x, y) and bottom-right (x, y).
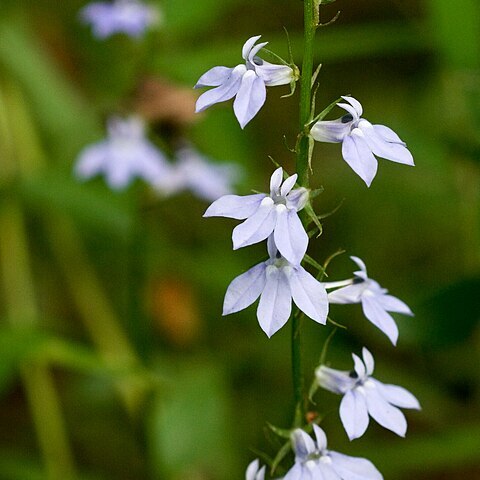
top-left (286, 424), bottom-right (383, 479)
top-left (164, 145), bottom-right (240, 202)
top-left (222, 237), bottom-right (328, 338)
top-left (80, 0), bottom-right (160, 39)
top-left (315, 348), bottom-right (420, 440)
top-left (75, 116), bottom-right (172, 190)
top-left (204, 167), bottom-right (309, 265)
top-left (310, 96), bottom-right (414, 186)
top-left (195, 35), bottom-right (294, 128)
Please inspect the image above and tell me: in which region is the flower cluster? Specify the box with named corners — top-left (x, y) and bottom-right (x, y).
top-left (205, 167), bottom-right (329, 336)
top-left (197, 33), bottom-right (419, 479)
top-left (75, 116), bottom-right (238, 201)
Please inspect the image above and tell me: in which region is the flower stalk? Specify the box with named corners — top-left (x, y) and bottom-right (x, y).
top-left (291, 0), bottom-right (318, 426)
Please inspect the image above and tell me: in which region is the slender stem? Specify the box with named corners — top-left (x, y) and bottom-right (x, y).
top-left (292, 0), bottom-right (317, 426)
top-left (296, 0), bottom-right (317, 187)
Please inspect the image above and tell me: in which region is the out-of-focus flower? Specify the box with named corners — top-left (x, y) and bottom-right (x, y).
top-left (163, 146), bottom-right (240, 202)
top-left (204, 167), bottom-right (309, 265)
top-left (315, 348), bottom-right (420, 440)
top-left (323, 256), bottom-right (413, 345)
top-left (285, 424), bottom-right (383, 479)
top-left (80, 0), bottom-right (160, 39)
top-left (223, 237), bottom-right (328, 338)
top-left (246, 459), bottom-right (265, 480)
top-left (195, 35), bottom-right (295, 128)
top-left (310, 96), bottom-right (414, 186)
top-left (75, 116), bottom-right (172, 190)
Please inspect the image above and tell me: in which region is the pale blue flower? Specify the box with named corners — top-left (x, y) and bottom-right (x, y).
top-left (323, 256), bottom-right (413, 345)
top-left (310, 96), bottom-right (414, 186)
top-left (316, 348), bottom-right (420, 440)
top-left (246, 459), bottom-right (266, 480)
top-left (204, 167), bottom-right (309, 265)
top-left (285, 424), bottom-right (383, 479)
top-left (195, 35), bottom-right (294, 128)
top-left (223, 237), bottom-right (328, 338)
top-left (80, 0), bottom-right (160, 39)
top-left (165, 146), bottom-right (240, 201)
top-left (75, 116), bottom-right (172, 190)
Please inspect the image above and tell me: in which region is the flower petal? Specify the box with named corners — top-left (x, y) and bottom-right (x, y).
top-left (352, 353), bottom-right (366, 378)
top-left (361, 296), bottom-right (399, 345)
top-left (310, 118), bottom-right (351, 143)
top-left (315, 365), bottom-right (356, 394)
top-left (223, 262), bottom-right (266, 315)
top-left (232, 197), bottom-right (276, 249)
top-left (350, 256), bottom-right (368, 276)
top-left (360, 121), bottom-right (414, 166)
top-left (242, 35), bottom-right (262, 60)
top-left (270, 167), bottom-right (284, 195)
top-left (372, 380), bottom-right (420, 410)
top-left (337, 102), bottom-right (361, 120)
top-left (273, 207), bottom-right (308, 265)
top-left (313, 424), bottom-right (328, 451)
top-left (365, 385), bottom-right (407, 437)
top-left (195, 64), bottom-right (246, 112)
top-left (329, 452), bottom-right (383, 480)
top-left (280, 173), bottom-right (298, 196)
top-left (203, 193), bottom-right (266, 219)
top-left (257, 266), bottom-right (292, 337)
top-left (341, 96), bottom-right (363, 116)
top-left (75, 143), bottom-right (108, 179)
top-left (289, 266), bottom-right (328, 324)
top-left (233, 70), bottom-right (267, 128)
top-left (255, 61), bottom-right (293, 86)
top-left (291, 428), bottom-right (317, 459)
top-left (286, 187), bottom-right (309, 211)
top-left (283, 463), bottom-right (304, 480)
top-left (342, 131), bottom-right (378, 187)
top-left (246, 459), bottom-right (260, 480)
top-left (248, 41), bottom-right (269, 63)
top-left (362, 348), bottom-right (375, 376)
top-left (319, 463), bottom-right (342, 480)
top-left (376, 294), bottom-right (413, 316)
top-left (373, 124), bottom-right (405, 144)
top-left (340, 389), bottom-right (369, 440)
top-left (327, 284), bottom-right (365, 304)
top-left (195, 66), bottom-right (234, 88)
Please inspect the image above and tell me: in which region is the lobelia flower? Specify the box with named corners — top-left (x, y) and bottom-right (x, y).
top-left (80, 0), bottom-right (160, 39)
top-left (75, 116), bottom-right (172, 190)
top-left (310, 96), bottom-right (414, 187)
top-left (195, 35), bottom-right (295, 128)
top-left (323, 256), bottom-right (413, 345)
top-left (204, 167), bottom-right (309, 265)
top-left (315, 347), bottom-right (421, 440)
top-left (246, 459), bottom-right (266, 480)
top-left (223, 237), bottom-right (328, 337)
top-left (164, 146), bottom-right (240, 201)
top-left (285, 424), bottom-right (383, 480)
top-left (223, 236), bottom-right (328, 337)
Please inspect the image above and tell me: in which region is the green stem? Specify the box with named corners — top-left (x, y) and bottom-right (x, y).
top-left (292, 0), bottom-right (317, 426)
top-left (296, 0), bottom-right (317, 187)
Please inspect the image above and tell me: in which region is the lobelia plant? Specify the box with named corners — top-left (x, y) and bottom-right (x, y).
top-left (198, 1), bottom-right (419, 479)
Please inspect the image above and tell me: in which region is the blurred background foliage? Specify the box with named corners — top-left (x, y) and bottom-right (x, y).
top-left (0, 0), bottom-right (479, 479)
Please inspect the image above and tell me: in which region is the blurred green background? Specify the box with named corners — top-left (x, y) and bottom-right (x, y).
top-left (0, 0), bottom-right (479, 479)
